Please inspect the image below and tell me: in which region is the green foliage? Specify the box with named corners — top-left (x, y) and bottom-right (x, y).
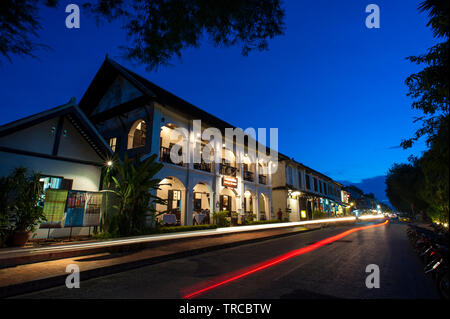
top-left (101, 153), bottom-right (164, 237)
top-left (1, 1), bottom-right (285, 69)
top-left (0, 167), bottom-right (45, 246)
top-left (7, 167), bottom-right (45, 232)
top-left (402, 1), bottom-right (449, 148)
top-left (312, 210), bottom-right (327, 220)
top-left (391, 0), bottom-right (449, 225)
top-left (385, 161), bottom-right (429, 216)
top-left (212, 211), bottom-right (230, 227)
top-left (245, 213), bottom-right (256, 223)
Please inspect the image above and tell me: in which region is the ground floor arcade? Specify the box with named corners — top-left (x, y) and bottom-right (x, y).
top-left (154, 166), bottom-right (273, 226)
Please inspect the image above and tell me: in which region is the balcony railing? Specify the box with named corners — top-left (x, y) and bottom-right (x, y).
top-left (258, 175), bottom-right (267, 185)
top-left (220, 163), bottom-right (237, 177)
top-left (243, 170), bottom-right (254, 182)
top-left (160, 146), bottom-right (184, 167)
top-left (193, 161), bottom-right (212, 173)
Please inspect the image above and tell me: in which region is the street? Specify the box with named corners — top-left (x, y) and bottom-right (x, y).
top-left (15, 222), bottom-right (439, 299)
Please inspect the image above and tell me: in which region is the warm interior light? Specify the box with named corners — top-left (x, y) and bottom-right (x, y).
top-left (106, 160), bottom-right (113, 167)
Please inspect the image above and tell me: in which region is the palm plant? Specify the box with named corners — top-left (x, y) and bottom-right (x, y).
top-left (9, 167), bottom-right (45, 232)
top-left (102, 153), bottom-right (166, 236)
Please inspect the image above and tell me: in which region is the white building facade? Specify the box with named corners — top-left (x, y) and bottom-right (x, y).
top-left (79, 57), bottom-right (275, 226)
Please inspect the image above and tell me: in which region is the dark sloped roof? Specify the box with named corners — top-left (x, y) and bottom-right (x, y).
top-left (79, 57), bottom-right (237, 132)
top-left (0, 98), bottom-right (113, 161)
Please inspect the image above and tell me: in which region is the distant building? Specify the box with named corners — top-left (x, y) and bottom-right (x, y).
top-left (272, 154), bottom-right (350, 221)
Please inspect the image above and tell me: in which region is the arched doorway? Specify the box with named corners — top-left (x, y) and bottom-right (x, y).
top-left (244, 190), bottom-right (256, 221)
top-left (192, 183), bottom-right (213, 225)
top-left (156, 176), bottom-right (186, 226)
top-left (219, 187), bottom-right (237, 213)
top-left (127, 119), bottom-right (147, 149)
top-left (259, 193), bottom-right (270, 221)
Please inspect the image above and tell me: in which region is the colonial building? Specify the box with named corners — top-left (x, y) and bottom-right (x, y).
top-left (79, 57), bottom-right (275, 226)
top-left (272, 154), bottom-right (350, 221)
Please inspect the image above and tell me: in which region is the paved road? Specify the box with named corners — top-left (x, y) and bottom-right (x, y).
top-left (16, 222), bottom-right (439, 299)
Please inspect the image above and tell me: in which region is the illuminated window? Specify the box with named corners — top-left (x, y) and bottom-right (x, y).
top-left (128, 120), bottom-right (147, 149)
top-left (109, 137), bottom-right (117, 152)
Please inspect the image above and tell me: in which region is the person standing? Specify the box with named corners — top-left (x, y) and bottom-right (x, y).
top-left (277, 208), bottom-right (283, 221)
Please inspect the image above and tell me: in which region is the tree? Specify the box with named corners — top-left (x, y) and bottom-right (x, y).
top-left (385, 161), bottom-right (429, 216)
top-left (418, 119), bottom-right (449, 223)
top-left (0, 0), bottom-right (285, 69)
top-left (102, 153), bottom-right (165, 236)
top-left (402, 0), bottom-right (449, 148)
top-left (0, 0), bottom-right (58, 61)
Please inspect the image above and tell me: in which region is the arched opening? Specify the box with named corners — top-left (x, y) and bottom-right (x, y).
top-left (244, 190), bottom-right (256, 221)
top-left (220, 147), bottom-right (237, 176)
top-left (259, 193), bottom-right (270, 221)
top-left (258, 161), bottom-right (268, 185)
top-left (160, 123), bottom-right (184, 166)
top-left (219, 187), bottom-right (237, 213)
top-left (192, 182), bottom-right (213, 225)
top-left (127, 120), bottom-right (147, 149)
top-left (243, 155), bottom-right (255, 182)
top-left (156, 176), bottom-right (186, 226)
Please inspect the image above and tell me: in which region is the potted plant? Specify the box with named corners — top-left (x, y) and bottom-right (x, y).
top-left (9, 168), bottom-right (45, 247)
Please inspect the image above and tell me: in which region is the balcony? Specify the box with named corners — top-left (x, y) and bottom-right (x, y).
top-left (259, 175), bottom-right (267, 185)
top-left (194, 161), bottom-right (212, 173)
top-left (220, 163), bottom-right (237, 177)
top-left (160, 146), bottom-right (184, 167)
top-left (243, 170), bottom-right (254, 182)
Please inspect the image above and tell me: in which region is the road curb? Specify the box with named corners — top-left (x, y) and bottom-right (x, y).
top-left (1, 225), bottom-right (328, 298)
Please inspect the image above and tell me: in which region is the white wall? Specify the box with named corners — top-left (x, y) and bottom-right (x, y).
top-left (0, 151), bottom-right (102, 191)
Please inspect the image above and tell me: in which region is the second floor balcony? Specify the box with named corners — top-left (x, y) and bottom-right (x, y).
top-left (259, 174), bottom-right (267, 185)
top-left (160, 146), bottom-right (184, 167)
top-left (243, 170), bottom-right (254, 182)
top-left (220, 163), bottom-right (237, 177)
top-left (193, 160), bottom-right (212, 173)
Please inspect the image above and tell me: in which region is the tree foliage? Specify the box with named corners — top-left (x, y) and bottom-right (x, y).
top-left (402, 0), bottom-right (449, 148)
top-left (102, 153), bottom-right (165, 236)
top-left (0, 0), bottom-right (57, 61)
top-left (0, 0), bottom-right (285, 69)
top-left (388, 0), bottom-right (449, 224)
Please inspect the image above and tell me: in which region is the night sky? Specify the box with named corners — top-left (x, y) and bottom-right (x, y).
top-left (0, 0), bottom-right (436, 186)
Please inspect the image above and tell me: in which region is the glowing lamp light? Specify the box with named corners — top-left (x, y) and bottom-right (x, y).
top-left (300, 210), bottom-right (307, 219)
top-left (106, 160), bottom-right (113, 167)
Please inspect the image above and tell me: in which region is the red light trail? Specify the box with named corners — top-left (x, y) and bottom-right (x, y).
top-left (183, 220), bottom-right (389, 299)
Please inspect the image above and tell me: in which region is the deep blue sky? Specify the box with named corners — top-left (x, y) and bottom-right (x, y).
top-left (0, 0), bottom-right (436, 184)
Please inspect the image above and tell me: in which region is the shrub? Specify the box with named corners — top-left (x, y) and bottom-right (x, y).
top-left (212, 211), bottom-right (231, 227)
top-left (312, 210), bottom-right (328, 220)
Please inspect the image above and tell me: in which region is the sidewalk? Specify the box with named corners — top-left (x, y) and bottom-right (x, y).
top-left (0, 218), bottom-right (359, 298)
